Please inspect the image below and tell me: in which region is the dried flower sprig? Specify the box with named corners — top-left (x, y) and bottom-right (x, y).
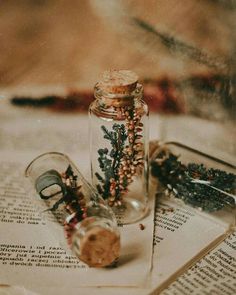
top-left (61, 165), bottom-right (87, 220)
top-left (151, 149), bottom-right (236, 212)
top-left (38, 165), bottom-right (86, 218)
top-left (133, 18), bottom-right (228, 71)
top-left (61, 165), bottom-right (88, 246)
top-left (95, 106), bottom-right (144, 206)
top-left (95, 123), bottom-right (128, 205)
top-left (36, 165), bottom-right (88, 246)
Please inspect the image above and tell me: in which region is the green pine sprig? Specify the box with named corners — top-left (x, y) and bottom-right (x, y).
top-left (151, 153), bottom-right (236, 212)
top-left (96, 124), bottom-right (128, 200)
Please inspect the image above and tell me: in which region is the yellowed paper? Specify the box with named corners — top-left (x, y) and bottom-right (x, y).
top-left (0, 151), bottom-right (154, 289)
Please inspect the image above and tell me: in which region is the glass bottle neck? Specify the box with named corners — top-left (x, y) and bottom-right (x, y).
top-left (94, 83), bottom-right (143, 108)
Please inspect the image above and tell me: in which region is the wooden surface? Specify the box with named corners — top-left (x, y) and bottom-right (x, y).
top-left (0, 0), bottom-right (235, 90)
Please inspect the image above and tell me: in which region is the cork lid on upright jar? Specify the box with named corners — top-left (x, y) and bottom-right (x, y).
top-left (98, 70), bottom-right (139, 95)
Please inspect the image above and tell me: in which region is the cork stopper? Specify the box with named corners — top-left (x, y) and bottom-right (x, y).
top-left (78, 226), bottom-right (120, 267)
top-left (98, 70), bottom-right (138, 94)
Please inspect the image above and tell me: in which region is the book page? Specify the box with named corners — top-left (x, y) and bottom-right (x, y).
top-left (0, 156), bottom-right (234, 294)
top-left (148, 196), bottom-right (235, 294)
top-left (161, 231), bottom-right (236, 295)
top-left (0, 152), bottom-right (154, 289)
top-left (13, 197), bottom-right (234, 295)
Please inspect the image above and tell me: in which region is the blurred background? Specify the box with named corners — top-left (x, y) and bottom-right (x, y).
top-left (0, 0), bottom-right (235, 161)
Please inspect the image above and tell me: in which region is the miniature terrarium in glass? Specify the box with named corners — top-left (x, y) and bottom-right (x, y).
top-left (150, 141), bottom-right (236, 214)
top-left (25, 152), bottom-right (120, 267)
top-left (89, 70), bottom-right (149, 224)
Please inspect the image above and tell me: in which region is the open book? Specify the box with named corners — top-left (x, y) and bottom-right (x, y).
top-left (0, 98), bottom-right (235, 294)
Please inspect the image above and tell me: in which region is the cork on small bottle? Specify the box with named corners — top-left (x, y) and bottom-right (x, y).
top-left (98, 70), bottom-right (138, 94)
top-left (79, 226), bottom-right (120, 267)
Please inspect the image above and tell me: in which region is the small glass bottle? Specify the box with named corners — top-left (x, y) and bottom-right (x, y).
top-left (89, 70), bottom-right (149, 224)
top-left (25, 152), bottom-right (120, 267)
top-left (150, 141), bottom-right (236, 213)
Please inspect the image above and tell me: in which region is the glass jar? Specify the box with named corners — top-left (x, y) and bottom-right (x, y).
top-left (89, 70), bottom-right (149, 224)
top-left (25, 152), bottom-right (120, 267)
top-left (150, 141), bottom-right (236, 214)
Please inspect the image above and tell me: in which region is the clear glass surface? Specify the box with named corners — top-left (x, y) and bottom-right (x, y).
top-left (150, 141), bottom-right (236, 223)
top-left (25, 152), bottom-right (120, 267)
top-left (89, 85), bottom-right (149, 224)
